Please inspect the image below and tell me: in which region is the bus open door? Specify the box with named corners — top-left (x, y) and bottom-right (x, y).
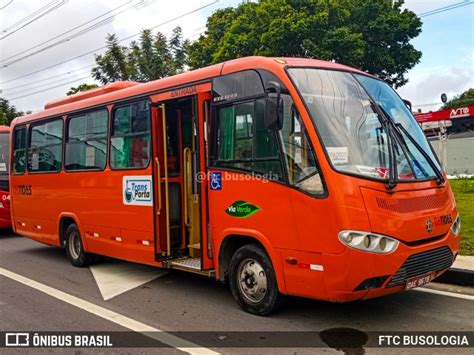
top-left (150, 85), bottom-right (214, 273)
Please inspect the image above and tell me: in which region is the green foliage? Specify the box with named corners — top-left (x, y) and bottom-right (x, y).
top-left (0, 97), bottom-right (30, 126)
top-left (67, 83), bottom-right (99, 96)
top-left (92, 27), bottom-right (187, 84)
top-left (442, 88), bottom-right (474, 110)
top-left (187, 0), bottom-right (422, 88)
top-left (450, 179), bottom-right (474, 255)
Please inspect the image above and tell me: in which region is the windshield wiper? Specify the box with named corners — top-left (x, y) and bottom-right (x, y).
top-left (395, 122), bottom-right (445, 185)
top-left (370, 102), bottom-right (398, 190)
top-left (376, 106), bottom-right (445, 186)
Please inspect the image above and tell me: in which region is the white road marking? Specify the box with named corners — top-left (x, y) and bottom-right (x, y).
top-left (0, 267), bottom-right (219, 355)
top-left (415, 287), bottom-right (474, 301)
top-left (89, 261), bottom-right (167, 301)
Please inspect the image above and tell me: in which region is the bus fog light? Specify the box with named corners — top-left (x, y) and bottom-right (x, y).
top-left (338, 230), bottom-right (399, 254)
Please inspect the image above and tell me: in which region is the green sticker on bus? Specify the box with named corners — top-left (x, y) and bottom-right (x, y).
top-left (225, 200), bottom-right (261, 218)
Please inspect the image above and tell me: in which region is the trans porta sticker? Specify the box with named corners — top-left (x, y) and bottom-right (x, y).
top-left (122, 176), bottom-right (153, 206)
top-left (225, 201), bottom-right (261, 218)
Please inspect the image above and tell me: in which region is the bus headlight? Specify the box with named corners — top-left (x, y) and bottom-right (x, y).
top-left (338, 230), bottom-right (399, 254)
top-left (451, 214), bottom-right (461, 236)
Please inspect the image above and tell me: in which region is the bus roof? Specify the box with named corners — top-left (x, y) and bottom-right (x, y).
top-left (0, 126), bottom-right (10, 133)
top-left (11, 56), bottom-right (366, 127)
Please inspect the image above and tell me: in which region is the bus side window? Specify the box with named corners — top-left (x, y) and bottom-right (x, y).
top-left (214, 99), bottom-right (283, 181)
top-left (28, 119), bottom-right (63, 173)
top-left (65, 110), bottom-right (108, 171)
top-left (13, 126), bottom-right (26, 174)
top-left (280, 101), bottom-right (324, 195)
top-left (110, 101), bottom-right (151, 169)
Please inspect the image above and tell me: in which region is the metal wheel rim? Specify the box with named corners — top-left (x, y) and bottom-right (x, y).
top-left (237, 258), bottom-right (267, 304)
top-left (69, 231), bottom-right (81, 260)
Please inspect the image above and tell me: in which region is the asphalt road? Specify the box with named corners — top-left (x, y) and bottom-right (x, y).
top-left (0, 230), bottom-right (473, 354)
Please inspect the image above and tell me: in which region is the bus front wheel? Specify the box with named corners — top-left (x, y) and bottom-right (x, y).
top-left (65, 224), bottom-right (95, 267)
top-left (229, 244), bottom-right (283, 316)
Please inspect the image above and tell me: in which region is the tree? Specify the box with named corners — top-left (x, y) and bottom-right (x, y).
top-left (92, 27), bottom-right (187, 84)
top-left (187, 0), bottom-right (422, 88)
top-left (442, 88), bottom-right (474, 110)
top-left (67, 83), bottom-right (99, 96)
top-left (0, 98), bottom-right (30, 126)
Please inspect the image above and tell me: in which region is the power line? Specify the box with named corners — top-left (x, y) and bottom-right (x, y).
top-left (3, 23), bottom-right (211, 100)
top-left (8, 75), bottom-right (91, 101)
top-left (0, 0), bottom-right (219, 85)
top-left (0, 0), bottom-right (13, 11)
top-left (1, 64), bottom-right (94, 91)
top-left (0, 0), bottom-right (68, 40)
top-left (4, 71), bottom-right (94, 96)
top-left (419, 1), bottom-right (473, 17)
top-left (0, 0), bottom-right (152, 67)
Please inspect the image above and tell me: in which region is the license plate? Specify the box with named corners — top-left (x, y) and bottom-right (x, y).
top-left (405, 272), bottom-right (436, 290)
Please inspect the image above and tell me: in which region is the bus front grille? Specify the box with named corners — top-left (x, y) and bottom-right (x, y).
top-left (386, 246), bottom-right (454, 287)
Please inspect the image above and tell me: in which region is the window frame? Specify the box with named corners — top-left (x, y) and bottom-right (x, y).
top-left (279, 102), bottom-right (327, 197)
top-left (211, 97), bottom-right (286, 182)
top-left (65, 108), bottom-right (109, 173)
top-left (210, 95), bottom-right (328, 198)
top-left (285, 65), bottom-right (440, 186)
top-left (109, 98), bottom-right (152, 171)
top-left (27, 117), bottom-right (64, 174)
top-left (12, 125), bottom-right (27, 175)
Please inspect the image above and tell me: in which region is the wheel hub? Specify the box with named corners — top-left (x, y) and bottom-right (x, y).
top-left (238, 259), bottom-right (267, 303)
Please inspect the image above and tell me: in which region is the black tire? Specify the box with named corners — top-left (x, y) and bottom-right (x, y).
top-left (229, 244), bottom-right (283, 316)
top-left (65, 223), bottom-right (96, 267)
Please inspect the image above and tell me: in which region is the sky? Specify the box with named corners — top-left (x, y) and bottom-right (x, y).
top-left (0, 0), bottom-right (472, 113)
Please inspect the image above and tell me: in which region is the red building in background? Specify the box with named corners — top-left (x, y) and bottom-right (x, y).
top-left (415, 105), bottom-right (474, 136)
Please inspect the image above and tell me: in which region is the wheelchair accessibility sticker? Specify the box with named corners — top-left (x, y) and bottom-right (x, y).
top-left (210, 172), bottom-right (222, 190)
top-left (123, 176), bottom-right (153, 206)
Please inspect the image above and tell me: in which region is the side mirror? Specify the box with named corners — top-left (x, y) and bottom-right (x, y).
top-left (402, 99), bottom-right (412, 111)
top-left (264, 81), bottom-right (284, 130)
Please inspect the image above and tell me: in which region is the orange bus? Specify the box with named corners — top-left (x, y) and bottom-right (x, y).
top-left (10, 57), bottom-right (460, 315)
top-left (0, 125), bottom-right (11, 228)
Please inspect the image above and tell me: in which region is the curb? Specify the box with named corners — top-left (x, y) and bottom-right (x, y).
top-left (434, 268), bottom-right (474, 287)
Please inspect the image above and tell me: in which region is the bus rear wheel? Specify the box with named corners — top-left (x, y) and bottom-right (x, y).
top-left (65, 223), bottom-right (95, 267)
top-left (229, 244), bottom-right (283, 316)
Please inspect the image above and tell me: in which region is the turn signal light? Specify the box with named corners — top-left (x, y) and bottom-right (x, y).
top-left (451, 214), bottom-right (461, 236)
top-left (338, 230), bottom-right (399, 254)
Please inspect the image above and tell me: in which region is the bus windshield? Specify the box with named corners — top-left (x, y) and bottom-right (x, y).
top-left (0, 132), bottom-right (9, 178)
top-left (288, 68), bottom-right (440, 182)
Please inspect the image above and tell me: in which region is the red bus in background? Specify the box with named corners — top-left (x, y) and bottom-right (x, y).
top-left (0, 126), bottom-right (11, 228)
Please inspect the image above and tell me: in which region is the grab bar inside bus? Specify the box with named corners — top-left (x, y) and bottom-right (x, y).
top-left (155, 157), bottom-right (162, 215)
top-left (183, 147), bottom-right (192, 227)
top-left (161, 104), bottom-right (171, 256)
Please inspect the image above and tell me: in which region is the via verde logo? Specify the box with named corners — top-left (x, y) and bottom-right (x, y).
top-left (225, 200), bottom-right (261, 218)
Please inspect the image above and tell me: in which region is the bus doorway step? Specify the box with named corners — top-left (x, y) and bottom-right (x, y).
top-left (170, 258), bottom-right (211, 276)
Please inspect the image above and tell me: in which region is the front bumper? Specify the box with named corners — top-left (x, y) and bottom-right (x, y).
top-left (321, 230), bottom-right (460, 302)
